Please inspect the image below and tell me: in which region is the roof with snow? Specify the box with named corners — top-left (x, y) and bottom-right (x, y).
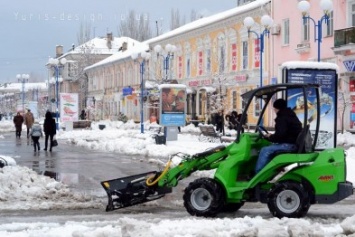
top-left (281, 61), bottom-right (339, 71)
top-left (145, 0), bottom-right (270, 44)
top-left (84, 42), bottom-right (149, 71)
top-left (84, 0), bottom-right (270, 72)
top-left (61, 36), bottom-right (142, 57)
top-left (0, 82), bottom-right (47, 91)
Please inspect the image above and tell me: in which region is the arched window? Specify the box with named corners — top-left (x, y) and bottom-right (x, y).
top-left (217, 33), bottom-right (226, 73)
top-left (184, 43), bottom-right (191, 78)
top-left (239, 27), bottom-right (249, 70)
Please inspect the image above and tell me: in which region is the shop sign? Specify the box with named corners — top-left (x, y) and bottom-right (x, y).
top-left (344, 60), bottom-right (355, 72)
top-left (122, 87), bottom-right (133, 96)
top-left (188, 79), bottom-right (212, 87)
top-left (235, 75), bottom-right (247, 82)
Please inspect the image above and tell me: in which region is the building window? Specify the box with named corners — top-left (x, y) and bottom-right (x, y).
top-left (302, 18), bottom-right (310, 41)
top-left (282, 19), bottom-right (290, 45)
top-left (351, 2), bottom-right (355, 26)
top-left (219, 46), bottom-right (225, 73)
top-left (242, 41), bottom-right (248, 70)
top-left (205, 49), bottom-right (211, 73)
top-left (67, 61), bottom-right (78, 78)
top-left (186, 58), bottom-right (191, 78)
top-left (324, 11), bottom-right (333, 37)
top-left (217, 34), bottom-right (226, 73)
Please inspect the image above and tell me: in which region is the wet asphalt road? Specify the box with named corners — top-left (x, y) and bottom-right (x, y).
top-left (0, 131), bottom-right (159, 195)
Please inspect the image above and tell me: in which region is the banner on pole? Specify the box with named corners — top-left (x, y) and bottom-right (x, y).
top-left (60, 93), bottom-right (79, 122)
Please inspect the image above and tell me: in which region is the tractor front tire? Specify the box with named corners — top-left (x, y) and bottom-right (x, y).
top-left (183, 178), bottom-right (225, 217)
top-left (267, 181), bottom-right (310, 218)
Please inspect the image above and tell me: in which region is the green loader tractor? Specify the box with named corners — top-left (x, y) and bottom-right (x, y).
top-left (101, 83), bottom-right (353, 218)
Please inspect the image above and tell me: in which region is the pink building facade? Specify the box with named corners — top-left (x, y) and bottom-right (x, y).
top-left (271, 0), bottom-right (349, 130)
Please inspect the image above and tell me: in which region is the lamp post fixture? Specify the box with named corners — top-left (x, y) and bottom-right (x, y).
top-left (154, 44), bottom-right (176, 81)
top-left (131, 50), bottom-right (151, 134)
top-left (16, 74), bottom-right (29, 113)
top-left (243, 15), bottom-right (273, 90)
top-left (298, 0), bottom-right (333, 62)
top-left (47, 57), bottom-right (67, 130)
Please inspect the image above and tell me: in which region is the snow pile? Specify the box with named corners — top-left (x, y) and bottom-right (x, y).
top-left (0, 215), bottom-right (354, 237)
top-left (0, 166), bottom-right (103, 210)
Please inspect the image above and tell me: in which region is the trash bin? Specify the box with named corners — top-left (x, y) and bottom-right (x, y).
top-left (155, 134), bottom-right (166, 145)
top-left (99, 124), bottom-right (106, 130)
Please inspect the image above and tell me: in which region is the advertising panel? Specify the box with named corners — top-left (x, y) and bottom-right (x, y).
top-left (60, 93), bottom-right (79, 122)
top-left (285, 68), bottom-right (337, 149)
top-left (159, 84), bottom-right (186, 126)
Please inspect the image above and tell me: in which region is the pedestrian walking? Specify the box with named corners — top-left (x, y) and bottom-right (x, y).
top-left (30, 121), bottom-right (43, 152)
top-left (24, 109), bottom-right (35, 139)
top-left (13, 112), bottom-right (24, 138)
top-left (43, 111), bottom-right (56, 152)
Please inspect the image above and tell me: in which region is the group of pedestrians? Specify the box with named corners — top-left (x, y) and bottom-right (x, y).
top-left (13, 110), bottom-right (57, 152)
top-left (212, 110), bottom-right (246, 134)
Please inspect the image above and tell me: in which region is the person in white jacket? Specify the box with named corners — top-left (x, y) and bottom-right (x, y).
top-left (30, 121), bottom-right (43, 152)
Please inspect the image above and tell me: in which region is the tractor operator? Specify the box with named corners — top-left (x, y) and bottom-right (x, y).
top-left (255, 98), bottom-right (302, 174)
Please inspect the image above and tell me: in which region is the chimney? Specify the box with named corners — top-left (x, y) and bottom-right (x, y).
top-left (56, 45), bottom-right (63, 58)
top-left (106, 32), bottom-right (113, 49)
top-left (121, 42), bottom-right (128, 52)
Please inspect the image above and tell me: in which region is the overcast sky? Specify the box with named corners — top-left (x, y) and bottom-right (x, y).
top-left (0, 0), bottom-right (237, 84)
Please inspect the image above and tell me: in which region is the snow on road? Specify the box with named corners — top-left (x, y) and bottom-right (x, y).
top-left (1, 119), bottom-right (355, 236)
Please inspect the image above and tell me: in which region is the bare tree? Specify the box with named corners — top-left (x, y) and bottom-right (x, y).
top-left (170, 8), bottom-right (181, 30)
top-left (77, 22), bottom-right (92, 45)
top-left (118, 10), bottom-right (152, 41)
top-left (190, 10), bottom-right (198, 22)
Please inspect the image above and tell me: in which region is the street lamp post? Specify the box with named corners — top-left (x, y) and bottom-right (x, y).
top-left (243, 15), bottom-right (273, 90)
top-left (298, 0), bottom-right (333, 62)
top-left (154, 44), bottom-right (177, 81)
top-left (131, 51), bottom-right (151, 134)
top-left (16, 74), bottom-right (29, 113)
top-left (244, 15), bottom-right (273, 126)
top-left (47, 57), bottom-right (67, 130)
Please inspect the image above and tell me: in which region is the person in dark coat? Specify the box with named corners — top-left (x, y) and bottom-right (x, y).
top-left (255, 99), bottom-right (302, 173)
top-left (230, 111), bottom-right (239, 130)
top-left (215, 110), bottom-right (224, 133)
top-left (43, 111), bottom-right (56, 152)
top-left (80, 110), bottom-right (86, 120)
top-left (13, 112), bottom-right (24, 138)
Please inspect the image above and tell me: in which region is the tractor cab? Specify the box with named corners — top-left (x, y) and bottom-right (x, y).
top-left (236, 83), bottom-right (321, 153)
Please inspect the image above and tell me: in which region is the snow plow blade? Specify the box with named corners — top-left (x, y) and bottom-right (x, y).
top-left (101, 171), bottom-right (172, 212)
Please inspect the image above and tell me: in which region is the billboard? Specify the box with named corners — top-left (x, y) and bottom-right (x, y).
top-left (159, 84), bottom-right (186, 126)
top-left (283, 62), bottom-right (337, 149)
top-left (60, 93), bottom-right (79, 122)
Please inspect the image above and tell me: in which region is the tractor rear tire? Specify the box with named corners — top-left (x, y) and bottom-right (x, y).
top-left (183, 178), bottom-right (225, 217)
top-left (267, 181), bottom-right (310, 218)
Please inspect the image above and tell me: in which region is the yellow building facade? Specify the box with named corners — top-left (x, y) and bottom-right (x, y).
top-left (85, 0), bottom-right (272, 126)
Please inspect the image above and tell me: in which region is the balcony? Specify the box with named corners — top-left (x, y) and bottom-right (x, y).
top-left (295, 42), bottom-right (310, 54)
top-left (333, 27), bottom-right (355, 55)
